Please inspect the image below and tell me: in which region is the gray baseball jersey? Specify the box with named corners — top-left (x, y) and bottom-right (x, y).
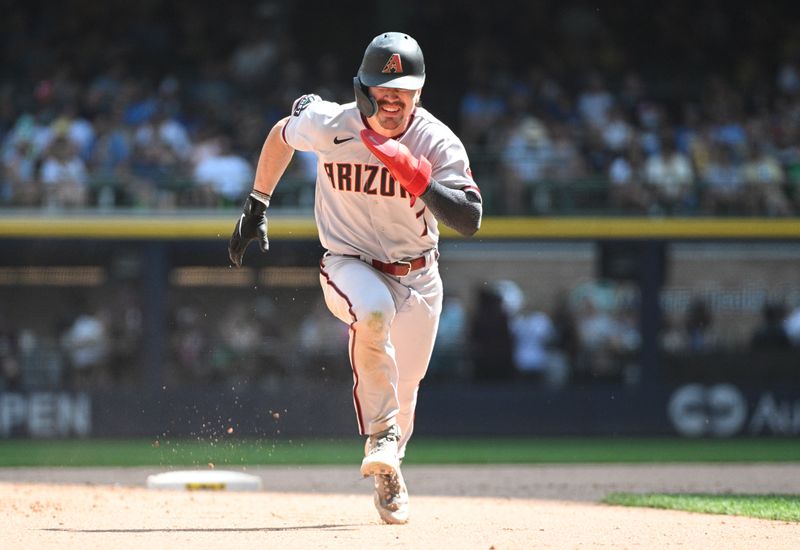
top-left (282, 99), bottom-right (479, 261)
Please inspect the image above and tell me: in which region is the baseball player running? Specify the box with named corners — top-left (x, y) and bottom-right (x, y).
top-left (228, 32), bottom-right (482, 524)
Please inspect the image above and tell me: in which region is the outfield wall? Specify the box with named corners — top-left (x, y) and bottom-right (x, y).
top-left (0, 214), bottom-right (798, 438)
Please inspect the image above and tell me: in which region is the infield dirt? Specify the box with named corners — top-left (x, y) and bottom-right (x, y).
top-left (2, 464), bottom-right (799, 549)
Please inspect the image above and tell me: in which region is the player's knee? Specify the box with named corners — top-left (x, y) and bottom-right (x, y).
top-left (354, 300), bottom-right (395, 336)
top-left (361, 309), bottom-right (392, 336)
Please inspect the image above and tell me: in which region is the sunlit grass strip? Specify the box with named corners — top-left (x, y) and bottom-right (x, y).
top-left (603, 493), bottom-right (800, 522)
top-left (0, 438), bottom-right (799, 467)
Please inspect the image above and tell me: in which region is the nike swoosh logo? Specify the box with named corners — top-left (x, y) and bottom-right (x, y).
top-left (333, 136), bottom-right (354, 144)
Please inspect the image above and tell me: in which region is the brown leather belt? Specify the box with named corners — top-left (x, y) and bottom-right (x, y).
top-left (344, 251), bottom-right (437, 277)
top-left (370, 255), bottom-right (428, 277)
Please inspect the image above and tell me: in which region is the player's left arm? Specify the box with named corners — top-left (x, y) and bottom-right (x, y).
top-left (360, 129), bottom-right (482, 236)
top-left (418, 179), bottom-right (482, 237)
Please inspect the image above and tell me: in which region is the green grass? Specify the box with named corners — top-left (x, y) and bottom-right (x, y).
top-left (603, 493), bottom-right (800, 522)
top-left (0, 437), bottom-right (798, 467)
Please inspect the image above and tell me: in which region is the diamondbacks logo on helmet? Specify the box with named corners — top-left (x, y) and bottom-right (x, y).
top-left (382, 54), bottom-right (403, 74)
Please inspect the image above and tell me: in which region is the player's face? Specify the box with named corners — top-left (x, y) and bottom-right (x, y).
top-left (368, 86), bottom-right (420, 136)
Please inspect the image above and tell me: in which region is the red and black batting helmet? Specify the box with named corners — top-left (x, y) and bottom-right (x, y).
top-left (354, 32), bottom-right (425, 117)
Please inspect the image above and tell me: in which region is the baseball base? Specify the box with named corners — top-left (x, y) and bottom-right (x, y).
top-left (146, 470), bottom-right (263, 491)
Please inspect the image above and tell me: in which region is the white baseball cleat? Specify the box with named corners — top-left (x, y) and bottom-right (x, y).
top-left (373, 468), bottom-right (409, 524)
top-left (360, 424), bottom-right (401, 477)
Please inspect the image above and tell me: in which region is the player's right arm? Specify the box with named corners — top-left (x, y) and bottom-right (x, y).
top-left (252, 116), bottom-right (295, 197)
top-left (229, 93), bottom-right (323, 267)
top-left (227, 116), bottom-right (295, 267)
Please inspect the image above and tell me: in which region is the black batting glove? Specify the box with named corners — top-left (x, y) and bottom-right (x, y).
top-left (228, 191), bottom-right (271, 267)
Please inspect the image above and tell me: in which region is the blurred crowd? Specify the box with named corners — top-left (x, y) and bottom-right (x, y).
top-left (485, 69), bottom-right (800, 216)
top-left (1, 1), bottom-right (799, 215)
top-left (0, 287), bottom-right (143, 392)
top-left (4, 278), bottom-right (800, 392)
top-left (429, 278), bottom-right (800, 386)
